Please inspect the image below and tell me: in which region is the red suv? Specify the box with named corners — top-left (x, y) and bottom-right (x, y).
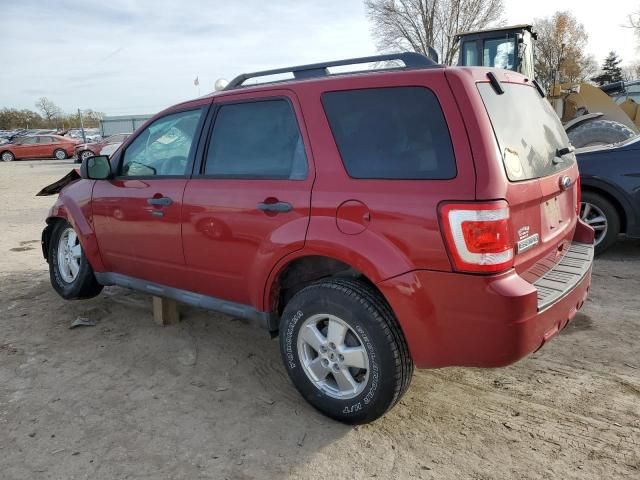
top-left (41, 53), bottom-right (594, 424)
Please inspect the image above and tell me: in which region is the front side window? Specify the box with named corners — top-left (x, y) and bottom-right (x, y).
top-left (121, 108), bottom-right (203, 177)
top-left (483, 38), bottom-right (515, 70)
top-left (322, 87), bottom-right (456, 179)
top-left (204, 99), bottom-right (307, 179)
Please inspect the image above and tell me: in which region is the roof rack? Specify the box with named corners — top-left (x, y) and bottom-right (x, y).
top-left (225, 52), bottom-right (438, 90)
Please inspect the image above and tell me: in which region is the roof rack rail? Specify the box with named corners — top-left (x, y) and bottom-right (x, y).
top-left (225, 52), bottom-right (438, 90)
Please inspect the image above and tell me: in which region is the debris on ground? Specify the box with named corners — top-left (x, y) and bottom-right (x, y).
top-left (69, 316), bottom-right (98, 329)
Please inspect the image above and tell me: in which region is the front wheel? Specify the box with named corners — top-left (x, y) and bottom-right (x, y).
top-left (48, 221), bottom-right (103, 299)
top-left (1, 151), bottom-right (15, 162)
top-left (80, 150), bottom-right (94, 162)
top-left (279, 278), bottom-right (413, 424)
top-left (53, 149), bottom-right (67, 160)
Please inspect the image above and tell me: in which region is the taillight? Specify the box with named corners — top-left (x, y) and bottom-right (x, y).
top-left (575, 176), bottom-right (581, 215)
top-left (439, 201), bottom-right (514, 273)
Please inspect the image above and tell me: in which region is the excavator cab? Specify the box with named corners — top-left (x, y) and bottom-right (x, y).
top-left (456, 24), bottom-right (536, 79)
top-left (455, 24), bottom-right (638, 147)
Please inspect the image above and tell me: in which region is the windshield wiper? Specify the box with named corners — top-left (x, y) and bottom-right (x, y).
top-left (553, 145), bottom-right (575, 164)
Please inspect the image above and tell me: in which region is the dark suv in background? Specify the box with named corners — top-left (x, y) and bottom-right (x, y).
top-left (41, 53), bottom-right (594, 424)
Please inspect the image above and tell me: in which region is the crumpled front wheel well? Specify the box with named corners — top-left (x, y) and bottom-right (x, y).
top-left (41, 217), bottom-right (66, 262)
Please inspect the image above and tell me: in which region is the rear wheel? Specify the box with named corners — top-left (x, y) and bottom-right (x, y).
top-left (1, 151), bottom-right (14, 162)
top-left (279, 278), bottom-right (413, 424)
top-left (567, 119), bottom-right (634, 148)
top-left (53, 149), bottom-right (67, 160)
top-left (48, 221), bottom-right (103, 299)
top-left (580, 191), bottom-right (620, 254)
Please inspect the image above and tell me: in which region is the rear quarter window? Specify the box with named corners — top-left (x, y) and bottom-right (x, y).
top-left (322, 87), bottom-right (456, 179)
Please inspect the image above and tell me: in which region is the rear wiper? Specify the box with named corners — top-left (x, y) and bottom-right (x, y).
top-left (553, 145), bottom-right (575, 164)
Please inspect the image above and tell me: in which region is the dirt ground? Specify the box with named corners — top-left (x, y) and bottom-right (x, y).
top-left (0, 159), bottom-right (638, 480)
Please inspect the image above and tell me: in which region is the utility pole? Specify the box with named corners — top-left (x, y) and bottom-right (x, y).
top-left (78, 108), bottom-right (86, 143)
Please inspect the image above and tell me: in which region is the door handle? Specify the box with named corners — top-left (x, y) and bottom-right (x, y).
top-left (256, 201), bottom-right (293, 213)
top-left (147, 196), bottom-right (173, 207)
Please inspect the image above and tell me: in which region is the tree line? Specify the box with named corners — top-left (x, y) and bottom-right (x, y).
top-left (364, 1), bottom-right (639, 90)
top-left (0, 97), bottom-right (104, 130)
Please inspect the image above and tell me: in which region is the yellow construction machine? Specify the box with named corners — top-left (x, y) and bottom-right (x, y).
top-left (455, 25), bottom-right (639, 147)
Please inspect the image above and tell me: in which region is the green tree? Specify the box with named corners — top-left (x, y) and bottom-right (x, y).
top-left (592, 52), bottom-right (624, 85)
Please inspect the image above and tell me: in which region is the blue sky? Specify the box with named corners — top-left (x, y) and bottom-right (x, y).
top-left (1, 0), bottom-right (638, 116)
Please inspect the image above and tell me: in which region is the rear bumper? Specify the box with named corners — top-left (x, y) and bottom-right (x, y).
top-left (378, 232), bottom-right (594, 369)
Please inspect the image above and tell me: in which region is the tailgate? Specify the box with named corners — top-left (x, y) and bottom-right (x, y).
top-left (476, 79), bottom-right (581, 280)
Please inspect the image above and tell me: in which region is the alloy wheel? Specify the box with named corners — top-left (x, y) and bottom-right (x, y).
top-left (580, 201), bottom-right (608, 246)
top-left (81, 150), bottom-right (94, 161)
top-left (57, 228), bottom-right (82, 283)
top-left (297, 313), bottom-right (370, 400)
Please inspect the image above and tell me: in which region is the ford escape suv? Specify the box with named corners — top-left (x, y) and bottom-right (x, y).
top-left (41, 53), bottom-right (594, 424)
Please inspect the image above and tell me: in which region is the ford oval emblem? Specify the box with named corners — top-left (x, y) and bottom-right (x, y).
top-left (559, 175), bottom-right (572, 191)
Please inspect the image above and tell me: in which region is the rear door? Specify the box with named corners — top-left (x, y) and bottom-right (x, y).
top-left (475, 79), bottom-right (581, 276)
top-left (92, 105), bottom-right (208, 288)
top-left (36, 136), bottom-right (55, 157)
top-left (181, 89), bottom-right (313, 307)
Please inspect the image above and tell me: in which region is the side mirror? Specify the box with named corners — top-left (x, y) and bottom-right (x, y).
top-left (80, 155), bottom-right (112, 180)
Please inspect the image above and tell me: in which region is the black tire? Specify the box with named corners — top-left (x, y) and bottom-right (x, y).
top-left (48, 220), bottom-right (103, 299)
top-left (279, 278), bottom-right (413, 424)
top-left (53, 148), bottom-right (67, 160)
top-left (1, 151), bottom-right (15, 162)
top-left (567, 119), bottom-right (634, 148)
top-left (580, 191), bottom-right (621, 255)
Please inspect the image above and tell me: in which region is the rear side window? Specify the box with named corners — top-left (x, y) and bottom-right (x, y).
top-left (322, 87), bottom-right (456, 179)
top-left (478, 82), bottom-right (574, 181)
top-left (204, 99), bottom-right (307, 179)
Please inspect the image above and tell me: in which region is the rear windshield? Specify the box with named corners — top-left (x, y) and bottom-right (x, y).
top-left (478, 82), bottom-right (574, 181)
top-left (322, 87), bottom-right (456, 180)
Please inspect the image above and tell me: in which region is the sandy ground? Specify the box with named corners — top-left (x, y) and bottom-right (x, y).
top-left (0, 159), bottom-right (638, 480)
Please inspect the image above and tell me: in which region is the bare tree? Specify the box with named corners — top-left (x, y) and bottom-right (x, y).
top-left (34, 97), bottom-right (61, 127)
top-left (533, 11), bottom-right (592, 89)
top-left (622, 62), bottom-right (640, 81)
top-left (435, 0), bottom-right (504, 65)
top-left (627, 10), bottom-right (640, 42)
top-left (364, 0), bottom-right (504, 65)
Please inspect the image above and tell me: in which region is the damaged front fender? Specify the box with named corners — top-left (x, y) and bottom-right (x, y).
top-left (36, 168), bottom-right (81, 196)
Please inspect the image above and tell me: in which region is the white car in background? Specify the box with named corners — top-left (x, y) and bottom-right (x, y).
top-left (99, 141), bottom-right (123, 157)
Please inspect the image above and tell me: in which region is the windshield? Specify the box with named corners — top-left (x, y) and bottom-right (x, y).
top-left (478, 82), bottom-right (575, 181)
top-left (483, 38), bottom-right (515, 70)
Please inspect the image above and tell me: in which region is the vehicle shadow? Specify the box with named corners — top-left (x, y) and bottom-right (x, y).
top-left (0, 270), bottom-right (352, 478)
top-left (597, 236), bottom-right (640, 261)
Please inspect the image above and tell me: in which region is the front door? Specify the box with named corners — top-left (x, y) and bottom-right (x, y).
top-left (12, 136), bottom-right (39, 158)
top-left (92, 106), bottom-right (208, 288)
top-left (181, 91), bottom-right (314, 307)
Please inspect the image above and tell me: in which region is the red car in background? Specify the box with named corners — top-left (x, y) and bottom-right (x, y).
top-left (74, 133), bottom-right (130, 163)
top-left (1, 135), bottom-right (79, 161)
